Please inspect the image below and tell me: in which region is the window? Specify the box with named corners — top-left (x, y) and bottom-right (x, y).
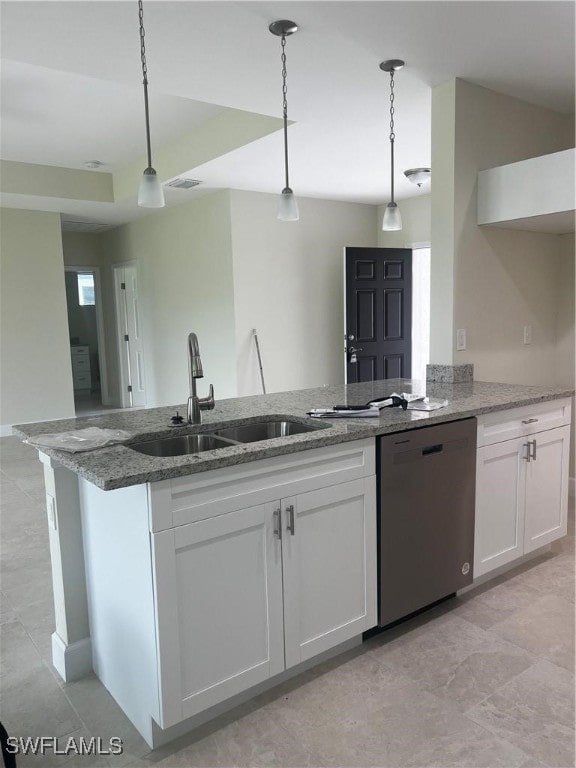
top-left (77, 273), bottom-right (95, 306)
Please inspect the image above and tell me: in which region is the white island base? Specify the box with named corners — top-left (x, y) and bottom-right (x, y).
top-left (42, 439), bottom-right (377, 748)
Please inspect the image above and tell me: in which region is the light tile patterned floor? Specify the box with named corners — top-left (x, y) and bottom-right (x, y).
top-left (0, 435), bottom-right (574, 768)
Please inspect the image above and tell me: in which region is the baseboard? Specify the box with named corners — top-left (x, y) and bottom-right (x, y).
top-left (0, 424), bottom-right (14, 437)
top-left (569, 477), bottom-right (575, 497)
top-left (52, 633), bottom-right (92, 682)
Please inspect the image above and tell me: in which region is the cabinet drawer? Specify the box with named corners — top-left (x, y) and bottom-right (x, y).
top-left (148, 438), bottom-right (376, 532)
top-left (477, 398), bottom-right (571, 447)
top-left (71, 345), bottom-right (89, 357)
top-left (73, 372), bottom-right (91, 389)
top-left (72, 356), bottom-right (90, 373)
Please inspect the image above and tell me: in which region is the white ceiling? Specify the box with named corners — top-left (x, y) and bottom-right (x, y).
top-left (1, 1), bottom-right (574, 224)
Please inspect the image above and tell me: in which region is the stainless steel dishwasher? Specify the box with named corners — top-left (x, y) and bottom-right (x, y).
top-left (378, 418), bottom-right (476, 627)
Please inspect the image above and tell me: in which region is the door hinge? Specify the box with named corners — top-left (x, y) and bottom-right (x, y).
top-left (124, 334), bottom-right (129, 342)
top-left (127, 385), bottom-right (133, 392)
top-left (121, 282), bottom-right (126, 290)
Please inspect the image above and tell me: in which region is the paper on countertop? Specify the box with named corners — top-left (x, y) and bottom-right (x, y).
top-left (392, 392), bottom-right (449, 411)
top-left (25, 427), bottom-right (133, 453)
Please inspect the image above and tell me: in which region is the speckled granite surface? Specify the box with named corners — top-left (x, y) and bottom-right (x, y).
top-left (426, 364), bottom-right (474, 383)
top-left (13, 379), bottom-right (574, 490)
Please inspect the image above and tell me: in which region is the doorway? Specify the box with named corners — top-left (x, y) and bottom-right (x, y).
top-left (344, 246), bottom-right (430, 386)
top-left (64, 266), bottom-right (109, 415)
top-left (113, 263), bottom-right (146, 408)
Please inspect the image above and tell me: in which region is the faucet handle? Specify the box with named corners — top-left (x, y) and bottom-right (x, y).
top-left (198, 384), bottom-right (215, 411)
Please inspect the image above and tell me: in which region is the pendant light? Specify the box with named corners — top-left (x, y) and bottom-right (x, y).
top-left (380, 59), bottom-right (404, 231)
top-left (269, 20), bottom-right (299, 221)
top-left (137, 0), bottom-right (165, 208)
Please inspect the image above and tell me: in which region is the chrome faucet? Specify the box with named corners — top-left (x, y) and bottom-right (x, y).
top-left (187, 333), bottom-right (215, 424)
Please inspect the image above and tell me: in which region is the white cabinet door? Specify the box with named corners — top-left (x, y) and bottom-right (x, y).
top-left (152, 502), bottom-right (284, 727)
top-left (524, 425), bottom-right (570, 554)
top-left (281, 477), bottom-right (377, 669)
top-left (474, 438), bottom-right (526, 578)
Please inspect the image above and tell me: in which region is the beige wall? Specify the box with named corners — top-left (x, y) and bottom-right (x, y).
top-left (62, 231), bottom-right (104, 268)
top-left (377, 194), bottom-right (431, 248)
top-left (98, 191), bottom-right (237, 408)
top-left (229, 190), bottom-right (378, 396)
top-left (431, 79), bottom-right (574, 383)
top-left (0, 208), bottom-right (75, 430)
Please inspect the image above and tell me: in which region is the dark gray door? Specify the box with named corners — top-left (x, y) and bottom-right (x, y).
top-left (345, 247), bottom-right (412, 383)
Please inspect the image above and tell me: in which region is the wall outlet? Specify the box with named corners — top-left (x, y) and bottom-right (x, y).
top-left (523, 325), bottom-right (532, 345)
top-left (456, 329), bottom-right (467, 351)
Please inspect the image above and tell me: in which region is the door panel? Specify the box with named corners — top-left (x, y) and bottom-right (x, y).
top-left (152, 502), bottom-right (284, 726)
top-left (474, 439), bottom-right (525, 577)
top-left (345, 248), bottom-right (412, 383)
top-left (124, 266), bottom-right (146, 407)
top-left (282, 478), bottom-right (377, 668)
top-left (524, 426), bottom-right (570, 553)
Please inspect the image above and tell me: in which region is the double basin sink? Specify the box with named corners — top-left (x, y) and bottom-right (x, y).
top-left (129, 419), bottom-right (326, 458)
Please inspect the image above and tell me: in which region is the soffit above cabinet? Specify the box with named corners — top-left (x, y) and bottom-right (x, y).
top-left (477, 148), bottom-right (575, 235)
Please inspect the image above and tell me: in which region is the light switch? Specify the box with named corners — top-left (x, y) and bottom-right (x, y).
top-left (456, 329), bottom-right (467, 351)
top-left (523, 325), bottom-right (532, 345)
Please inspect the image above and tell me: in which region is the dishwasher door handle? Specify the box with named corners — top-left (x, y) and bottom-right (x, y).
top-left (422, 443), bottom-right (443, 456)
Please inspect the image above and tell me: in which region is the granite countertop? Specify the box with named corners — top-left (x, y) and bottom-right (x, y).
top-left (13, 379), bottom-right (574, 491)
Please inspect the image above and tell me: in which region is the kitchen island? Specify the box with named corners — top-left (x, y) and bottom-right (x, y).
top-left (13, 378), bottom-right (573, 748)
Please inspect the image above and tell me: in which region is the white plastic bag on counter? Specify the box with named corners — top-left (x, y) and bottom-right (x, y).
top-left (25, 427), bottom-right (132, 453)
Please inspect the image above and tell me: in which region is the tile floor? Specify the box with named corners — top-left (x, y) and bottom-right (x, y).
top-left (0, 435), bottom-right (574, 768)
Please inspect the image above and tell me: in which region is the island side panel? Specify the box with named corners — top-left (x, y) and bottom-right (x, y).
top-left (40, 452), bottom-right (92, 681)
top-left (79, 478), bottom-right (161, 746)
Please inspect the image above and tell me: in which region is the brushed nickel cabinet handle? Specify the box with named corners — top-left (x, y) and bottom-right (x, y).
top-left (524, 442), bottom-right (531, 462)
top-left (522, 418), bottom-right (539, 424)
top-left (531, 439), bottom-right (537, 461)
top-left (286, 504), bottom-right (295, 536)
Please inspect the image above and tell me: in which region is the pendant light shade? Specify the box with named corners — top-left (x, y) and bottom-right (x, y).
top-left (137, 0), bottom-right (164, 208)
top-left (380, 59), bottom-right (404, 232)
top-left (269, 20), bottom-right (299, 222)
top-left (278, 187), bottom-right (299, 221)
top-left (382, 201), bottom-right (402, 231)
top-left (138, 168), bottom-right (165, 207)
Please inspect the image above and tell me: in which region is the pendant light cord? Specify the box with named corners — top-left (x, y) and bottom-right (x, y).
top-left (280, 35), bottom-right (290, 190)
top-left (139, 0), bottom-right (153, 170)
top-left (389, 69), bottom-right (396, 203)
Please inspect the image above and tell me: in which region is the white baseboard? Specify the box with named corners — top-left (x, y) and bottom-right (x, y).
top-left (52, 633), bottom-right (92, 682)
top-left (569, 477), bottom-right (575, 497)
top-left (0, 424), bottom-right (14, 437)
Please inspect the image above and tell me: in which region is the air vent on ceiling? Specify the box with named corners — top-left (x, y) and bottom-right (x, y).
top-left (165, 178), bottom-right (203, 190)
top-left (61, 219), bottom-right (116, 233)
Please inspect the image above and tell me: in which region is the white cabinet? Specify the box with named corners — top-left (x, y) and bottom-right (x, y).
top-left (152, 472), bottom-right (376, 727)
top-left (71, 345), bottom-right (91, 391)
top-left (477, 149), bottom-right (575, 234)
top-left (524, 426), bottom-right (570, 553)
top-left (153, 502), bottom-right (285, 725)
top-left (282, 479), bottom-right (376, 668)
top-left (80, 439), bottom-right (377, 739)
top-left (474, 400), bottom-right (571, 578)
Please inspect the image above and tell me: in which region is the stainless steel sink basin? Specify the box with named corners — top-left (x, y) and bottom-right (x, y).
top-left (214, 420), bottom-right (324, 443)
top-left (129, 419), bottom-right (326, 457)
top-left (129, 433), bottom-right (236, 457)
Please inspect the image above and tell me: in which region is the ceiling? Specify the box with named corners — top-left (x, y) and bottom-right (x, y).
top-left (1, 1), bottom-right (574, 227)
